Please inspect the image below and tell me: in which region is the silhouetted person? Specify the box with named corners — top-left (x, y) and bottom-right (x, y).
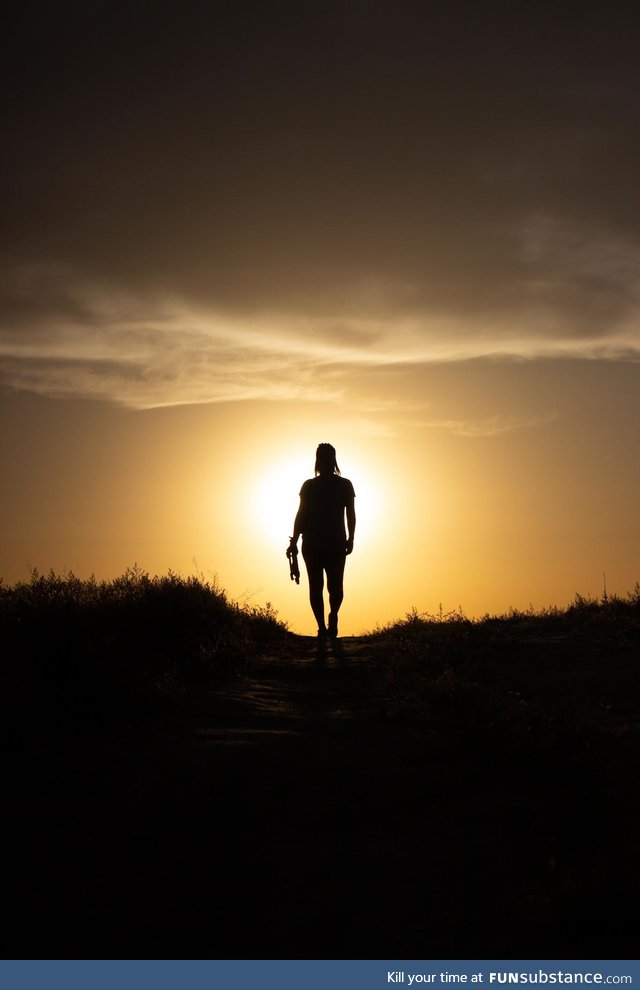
top-left (288, 443), bottom-right (356, 638)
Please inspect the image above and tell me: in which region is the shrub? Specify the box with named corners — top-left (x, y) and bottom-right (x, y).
top-left (0, 566), bottom-right (288, 739)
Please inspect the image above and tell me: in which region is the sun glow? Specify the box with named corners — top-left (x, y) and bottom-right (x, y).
top-left (251, 453), bottom-right (383, 552)
top-left (254, 456), bottom-right (309, 549)
top-left (236, 442), bottom-right (392, 635)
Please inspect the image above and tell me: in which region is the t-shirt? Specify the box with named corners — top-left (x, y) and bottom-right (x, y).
top-left (298, 475), bottom-right (355, 551)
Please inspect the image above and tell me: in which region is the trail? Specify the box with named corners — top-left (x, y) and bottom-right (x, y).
top-left (43, 634), bottom-right (441, 958)
top-left (157, 632), bottom-right (465, 958)
top-left (9, 630), bottom-right (639, 959)
top-left (187, 634), bottom-right (388, 739)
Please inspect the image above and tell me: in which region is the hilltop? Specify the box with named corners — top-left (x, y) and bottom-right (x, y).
top-left (1, 570), bottom-right (639, 958)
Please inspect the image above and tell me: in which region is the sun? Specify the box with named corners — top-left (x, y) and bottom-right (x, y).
top-left (251, 452), bottom-right (382, 551)
top-left (253, 456), bottom-right (310, 550)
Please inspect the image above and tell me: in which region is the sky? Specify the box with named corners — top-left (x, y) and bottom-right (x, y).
top-left (1, 1), bottom-right (639, 634)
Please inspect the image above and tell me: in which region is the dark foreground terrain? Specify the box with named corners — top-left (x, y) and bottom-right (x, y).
top-left (2, 574), bottom-right (639, 958)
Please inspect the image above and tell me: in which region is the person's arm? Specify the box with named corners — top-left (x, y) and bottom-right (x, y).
top-left (290, 502), bottom-right (303, 547)
top-left (345, 497), bottom-right (356, 554)
top-left (288, 489), bottom-right (306, 554)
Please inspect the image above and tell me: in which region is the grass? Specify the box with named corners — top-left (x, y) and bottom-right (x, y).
top-left (0, 565), bottom-right (288, 739)
top-left (3, 565), bottom-right (637, 751)
top-left (362, 592), bottom-right (640, 956)
top-left (368, 588), bottom-right (640, 758)
top-left (1, 568), bottom-right (639, 956)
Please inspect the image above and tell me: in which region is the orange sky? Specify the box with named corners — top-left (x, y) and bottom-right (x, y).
top-left (2, 360), bottom-right (638, 636)
top-left (1, 4), bottom-right (639, 634)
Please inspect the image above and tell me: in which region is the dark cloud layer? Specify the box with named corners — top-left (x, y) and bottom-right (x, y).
top-left (2, 2), bottom-right (640, 406)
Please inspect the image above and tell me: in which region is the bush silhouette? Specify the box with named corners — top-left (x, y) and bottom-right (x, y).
top-left (0, 566), bottom-right (287, 738)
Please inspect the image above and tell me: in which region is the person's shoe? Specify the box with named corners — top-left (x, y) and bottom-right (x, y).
top-left (328, 612), bottom-right (338, 638)
top-left (317, 627), bottom-right (327, 639)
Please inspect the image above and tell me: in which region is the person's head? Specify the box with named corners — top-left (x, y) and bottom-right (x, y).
top-left (315, 442), bottom-right (341, 476)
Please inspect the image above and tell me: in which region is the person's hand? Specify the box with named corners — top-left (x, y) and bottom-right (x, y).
top-left (286, 538), bottom-right (298, 558)
top-left (345, 538), bottom-right (354, 555)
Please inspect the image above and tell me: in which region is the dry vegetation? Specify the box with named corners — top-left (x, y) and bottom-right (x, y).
top-left (1, 568), bottom-right (638, 957)
top-left (2, 567), bottom-right (638, 749)
top-left (369, 589), bottom-right (640, 757)
top-left (0, 566), bottom-right (287, 739)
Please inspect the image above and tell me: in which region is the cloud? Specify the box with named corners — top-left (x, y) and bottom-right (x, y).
top-left (418, 413), bottom-right (558, 438)
top-left (517, 217), bottom-right (640, 337)
top-left (3, 5), bottom-right (640, 410)
top-left (1, 259), bottom-right (639, 410)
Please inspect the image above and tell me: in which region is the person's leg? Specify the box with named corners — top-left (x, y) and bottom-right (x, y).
top-left (302, 546), bottom-right (326, 634)
top-left (326, 553), bottom-right (346, 636)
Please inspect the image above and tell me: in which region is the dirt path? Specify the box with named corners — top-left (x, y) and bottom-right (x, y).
top-left (187, 634), bottom-right (388, 737)
top-left (22, 635), bottom-right (430, 958)
top-left (7, 631), bottom-right (639, 959)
